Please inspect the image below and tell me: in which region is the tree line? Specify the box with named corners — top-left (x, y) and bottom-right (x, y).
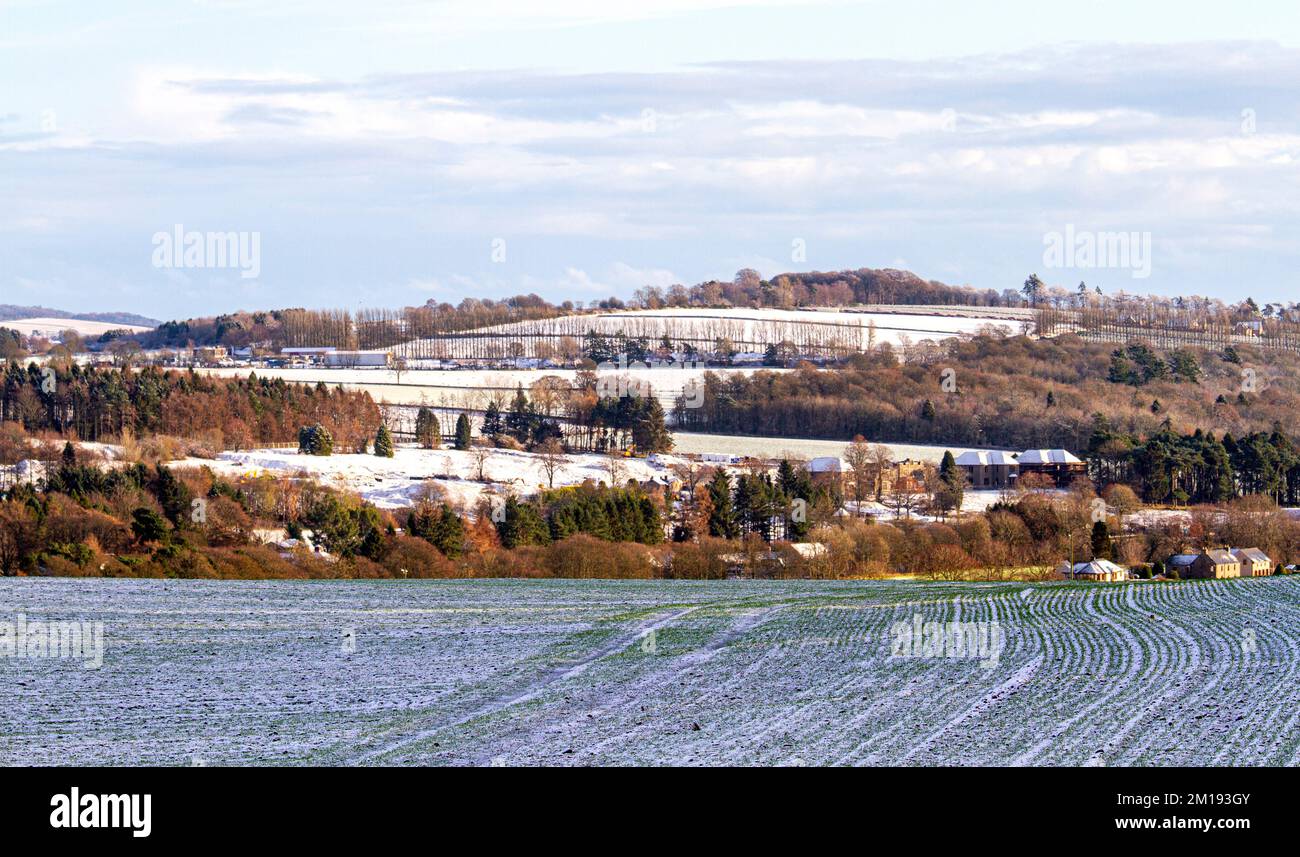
top-left (1, 362), bottom-right (380, 453)
top-left (673, 332), bottom-right (1300, 454)
top-left (7, 435), bottom-right (1300, 581)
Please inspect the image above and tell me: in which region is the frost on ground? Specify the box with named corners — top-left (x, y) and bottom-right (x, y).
top-left (4, 577), bottom-right (1300, 766)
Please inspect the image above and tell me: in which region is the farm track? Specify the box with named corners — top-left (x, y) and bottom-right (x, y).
top-left (3, 577), bottom-right (1300, 766)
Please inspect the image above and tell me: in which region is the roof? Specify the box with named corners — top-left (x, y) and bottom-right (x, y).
top-left (1017, 448), bottom-right (1082, 465)
top-left (954, 450), bottom-right (1018, 466)
top-left (1061, 559), bottom-right (1128, 577)
top-left (1231, 548), bottom-right (1271, 563)
top-left (1167, 553), bottom-right (1199, 567)
top-left (808, 456), bottom-right (843, 473)
top-left (1203, 549), bottom-right (1238, 565)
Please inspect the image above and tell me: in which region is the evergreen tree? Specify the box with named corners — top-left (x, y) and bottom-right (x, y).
top-left (131, 507), bottom-right (169, 544)
top-left (297, 424), bottom-right (333, 456)
top-left (935, 450), bottom-right (965, 516)
top-left (920, 399), bottom-right (936, 422)
top-left (1090, 520), bottom-right (1112, 561)
top-left (152, 464), bottom-right (191, 526)
top-left (707, 469), bottom-right (738, 539)
top-left (374, 423), bottom-right (395, 458)
top-left (497, 497), bottom-right (550, 548)
top-left (777, 459), bottom-right (797, 495)
top-left (505, 384), bottom-right (535, 442)
top-left (733, 474), bottom-right (755, 534)
top-left (630, 397), bottom-right (673, 453)
top-left (454, 413), bottom-right (472, 450)
top-left (637, 495), bottom-right (664, 544)
top-left (482, 401), bottom-right (504, 437)
top-left (414, 407), bottom-right (440, 449)
top-left (431, 503), bottom-right (465, 557)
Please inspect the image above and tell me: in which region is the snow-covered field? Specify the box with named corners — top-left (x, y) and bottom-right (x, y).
top-left (395, 306), bottom-right (1024, 358)
top-left (5, 575), bottom-right (1299, 766)
top-left (672, 432), bottom-right (1014, 465)
top-left (171, 442), bottom-right (1015, 512)
top-left (1, 316), bottom-right (153, 337)
top-left (197, 366), bottom-right (778, 410)
top-left (175, 445), bottom-right (684, 509)
top-left (597, 307), bottom-right (1023, 347)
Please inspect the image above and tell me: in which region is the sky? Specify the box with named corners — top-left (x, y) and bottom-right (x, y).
top-left (3, 0), bottom-right (1300, 320)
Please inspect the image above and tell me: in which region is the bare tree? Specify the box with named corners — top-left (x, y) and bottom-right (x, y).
top-left (670, 460), bottom-right (712, 496)
top-left (603, 453), bottom-right (627, 488)
top-left (471, 446), bottom-right (492, 482)
top-left (885, 471), bottom-right (928, 520)
top-left (536, 437), bottom-right (565, 488)
top-left (842, 435), bottom-right (874, 516)
top-left (869, 444), bottom-right (893, 500)
top-left (529, 376), bottom-right (571, 418)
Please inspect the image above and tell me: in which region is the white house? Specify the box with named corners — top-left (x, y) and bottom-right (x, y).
top-left (1057, 559), bottom-right (1129, 582)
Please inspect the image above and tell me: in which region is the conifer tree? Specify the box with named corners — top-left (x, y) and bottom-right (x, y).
top-left (482, 401), bottom-right (504, 437)
top-left (415, 407), bottom-right (440, 449)
top-left (505, 384), bottom-right (535, 443)
top-left (454, 413), bottom-right (472, 450)
top-left (707, 469), bottom-right (738, 539)
top-left (298, 424), bottom-right (333, 456)
top-left (432, 503), bottom-right (465, 557)
top-left (935, 450), bottom-right (965, 516)
top-left (497, 497), bottom-right (550, 548)
top-left (1090, 520), bottom-right (1112, 561)
top-left (375, 423), bottom-right (395, 458)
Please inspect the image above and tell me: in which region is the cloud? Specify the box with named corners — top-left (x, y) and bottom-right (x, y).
top-left (6, 42), bottom-right (1300, 314)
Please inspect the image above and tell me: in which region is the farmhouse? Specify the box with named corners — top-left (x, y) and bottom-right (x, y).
top-left (1057, 559), bottom-right (1129, 582)
top-left (1230, 547), bottom-right (1273, 577)
top-left (1185, 549), bottom-right (1241, 579)
top-left (954, 450), bottom-right (1018, 489)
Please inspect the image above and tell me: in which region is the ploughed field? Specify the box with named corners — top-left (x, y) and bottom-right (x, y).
top-left (3, 577), bottom-right (1299, 766)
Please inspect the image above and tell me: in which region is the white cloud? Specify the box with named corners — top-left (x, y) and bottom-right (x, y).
top-left (7, 43), bottom-right (1300, 314)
